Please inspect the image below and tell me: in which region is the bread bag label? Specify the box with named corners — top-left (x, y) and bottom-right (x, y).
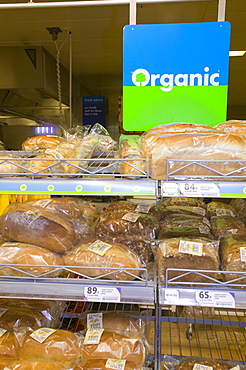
top-left (192, 207), bottom-right (206, 216)
top-left (21, 210), bottom-right (41, 224)
top-left (198, 226), bottom-right (210, 234)
top-left (83, 328), bottom-right (104, 345)
top-left (135, 203), bottom-right (152, 213)
top-left (203, 218), bottom-right (211, 227)
top-left (105, 358), bottom-right (126, 370)
top-left (30, 328), bottom-right (56, 343)
top-left (0, 328), bottom-right (7, 337)
top-left (216, 209), bottom-right (234, 216)
top-left (179, 240), bottom-right (203, 256)
top-left (88, 240), bottom-right (112, 256)
top-left (193, 364), bottom-right (213, 370)
top-left (0, 309), bottom-right (8, 318)
top-left (87, 313), bottom-right (103, 329)
top-left (240, 247), bottom-right (246, 262)
top-left (122, 213), bottom-right (139, 222)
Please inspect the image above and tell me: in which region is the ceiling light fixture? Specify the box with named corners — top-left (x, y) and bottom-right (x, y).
top-left (229, 50), bottom-right (246, 57)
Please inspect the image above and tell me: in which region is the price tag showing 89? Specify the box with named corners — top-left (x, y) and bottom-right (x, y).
top-left (84, 286), bottom-right (101, 301)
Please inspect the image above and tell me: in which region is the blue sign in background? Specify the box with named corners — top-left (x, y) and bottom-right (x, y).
top-left (82, 96), bottom-right (106, 127)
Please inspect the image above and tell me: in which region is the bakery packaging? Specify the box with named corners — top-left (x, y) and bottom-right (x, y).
top-left (207, 201), bottom-right (236, 219)
top-left (75, 359), bottom-right (143, 370)
top-left (3, 359), bottom-right (73, 370)
top-left (63, 239), bottom-right (143, 281)
top-left (0, 204), bottom-right (77, 254)
top-left (22, 135), bottom-right (63, 151)
top-left (210, 216), bottom-right (246, 239)
top-left (157, 237), bottom-right (219, 284)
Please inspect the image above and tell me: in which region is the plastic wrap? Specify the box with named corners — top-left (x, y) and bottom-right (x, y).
top-left (158, 197), bottom-right (206, 209)
top-left (0, 204), bottom-right (77, 254)
top-left (149, 132), bottom-right (246, 180)
top-left (22, 135), bottom-right (63, 151)
top-left (174, 358), bottom-right (238, 370)
top-left (157, 237), bottom-right (220, 284)
top-left (94, 212), bottom-right (158, 240)
top-left (216, 119), bottom-right (246, 136)
top-left (63, 239), bottom-right (142, 281)
top-left (158, 216), bottom-right (213, 240)
top-left (0, 242), bottom-right (63, 277)
top-left (207, 201), bottom-right (236, 219)
top-left (0, 329), bottom-right (19, 361)
top-left (80, 331), bottom-right (146, 365)
top-left (0, 155), bottom-right (24, 175)
top-left (220, 234), bottom-right (246, 283)
top-left (89, 123), bottom-right (117, 152)
top-left (210, 216), bottom-right (246, 239)
top-left (119, 135), bottom-right (146, 177)
top-left (28, 152), bottom-right (63, 174)
top-left (230, 198), bottom-right (246, 219)
top-left (159, 205), bottom-right (207, 218)
top-left (106, 201), bottom-right (136, 214)
top-left (78, 311), bottom-right (151, 339)
top-left (77, 201), bottom-right (101, 226)
top-left (3, 359), bottom-right (75, 370)
top-left (75, 359), bottom-right (143, 370)
top-left (0, 308), bottom-right (50, 330)
top-left (18, 328), bottom-right (81, 367)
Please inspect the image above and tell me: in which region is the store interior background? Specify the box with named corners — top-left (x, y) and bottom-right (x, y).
top-left (0, 0), bottom-right (245, 149)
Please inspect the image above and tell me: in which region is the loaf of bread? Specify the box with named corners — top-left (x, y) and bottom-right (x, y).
top-left (210, 216), bottom-right (246, 239)
top-left (176, 359), bottom-right (232, 370)
top-left (81, 331), bottom-right (145, 365)
top-left (20, 328), bottom-right (81, 366)
top-left (159, 205), bottom-right (207, 218)
top-left (79, 311), bottom-right (149, 338)
top-left (0, 242), bottom-right (63, 277)
top-left (220, 235), bottom-right (246, 283)
top-left (158, 216), bottom-right (213, 239)
top-left (157, 237), bottom-right (219, 284)
top-left (0, 355), bottom-right (18, 368)
top-left (106, 201), bottom-right (136, 214)
top-left (150, 133), bottom-right (246, 180)
top-left (119, 135), bottom-right (146, 177)
top-left (216, 120), bottom-right (246, 136)
top-left (0, 205), bottom-right (76, 254)
top-left (75, 359), bottom-right (143, 370)
top-left (28, 152), bottom-right (63, 175)
top-left (22, 135), bottom-right (63, 151)
top-left (0, 308), bottom-right (46, 330)
top-left (207, 201), bottom-right (236, 219)
top-left (158, 197), bottom-right (207, 209)
top-left (142, 123), bottom-right (222, 157)
top-left (230, 198), bottom-right (246, 219)
top-left (0, 330), bottom-right (19, 360)
top-left (109, 235), bottom-right (154, 265)
top-left (106, 201), bottom-right (163, 221)
top-left (0, 155), bottom-right (24, 175)
top-left (95, 212), bottom-right (158, 240)
top-left (63, 239), bottom-right (142, 281)
top-left (4, 359), bottom-right (71, 370)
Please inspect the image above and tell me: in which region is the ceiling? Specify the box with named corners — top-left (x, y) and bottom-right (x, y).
top-left (0, 0), bottom-right (245, 129)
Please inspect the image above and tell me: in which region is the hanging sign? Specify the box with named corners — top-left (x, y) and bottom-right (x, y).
top-left (82, 96), bottom-right (106, 127)
top-left (123, 22), bottom-right (231, 131)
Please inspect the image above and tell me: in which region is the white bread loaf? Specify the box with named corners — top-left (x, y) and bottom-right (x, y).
top-left (22, 135), bottom-right (63, 151)
top-left (150, 133), bottom-right (246, 180)
top-left (19, 328), bottom-right (81, 366)
top-left (0, 242), bottom-right (63, 277)
top-left (63, 239), bottom-right (142, 281)
top-left (81, 332), bottom-right (145, 365)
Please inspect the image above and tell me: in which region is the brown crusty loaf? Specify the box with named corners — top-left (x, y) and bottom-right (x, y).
top-left (22, 135), bottom-right (63, 151)
top-left (157, 237), bottom-right (219, 284)
top-left (63, 239), bottom-right (142, 281)
top-left (220, 234), bottom-right (246, 283)
top-left (230, 198), bottom-right (246, 219)
top-left (0, 205), bottom-right (76, 254)
top-left (159, 205), bottom-right (207, 218)
top-left (158, 197), bottom-right (207, 209)
top-left (210, 216), bottom-right (246, 239)
top-left (207, 201), bottom-right (236, 219)
top-left (0, 330), bottom-right (19, 360)
top-left (0, 242), bottom-right (63, 277)
top-left (95, 212), bottom-right (158, 239)
top-left (5, 359), bottom-right (71, 370)
top-left (75, 359), bottom-right (143, 370)
top-left (20, 328), bottom-right (80, 366)
top-left (150, 132), bottom-right (246, 180)
top-left (81, 331), bottom-right (145, 365)
top-left (176, 359), bottom-right (232, 370)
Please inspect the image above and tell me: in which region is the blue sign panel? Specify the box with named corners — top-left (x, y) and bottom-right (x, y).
top-left (82, 96), bottom-right (106, 127)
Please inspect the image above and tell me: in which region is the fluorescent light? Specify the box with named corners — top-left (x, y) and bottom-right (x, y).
top-left (229, 50), bottom-right (246, 57)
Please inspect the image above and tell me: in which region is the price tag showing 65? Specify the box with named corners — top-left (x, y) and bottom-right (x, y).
top-left (196, 290), bottom-right (235, 308)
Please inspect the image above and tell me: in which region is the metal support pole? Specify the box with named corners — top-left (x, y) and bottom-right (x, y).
top-left (129, 0), bottom-right (137, 25)
top-left (69, 31), bottom-right (73, 128)
top-left (218, 0), bottom-right (226, 21)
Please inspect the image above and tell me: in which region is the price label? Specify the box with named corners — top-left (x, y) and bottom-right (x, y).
top-left (162, 182), bottom-right (179, 196)
top-left (180, 183), bottom-right (220, 197)
top-left (196, 290), bottom-right (235, 308)
top-left (164, 289), bottom-right (179, 303)
top-left (84, 287), bottom-right (121, 302)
